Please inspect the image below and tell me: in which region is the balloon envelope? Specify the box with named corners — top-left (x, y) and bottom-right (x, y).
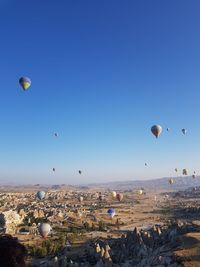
top-left (36, 191), bottom-right (45, 200)
top-left (111, 191), bottom-right (117, 198)
top-left (182, 169), bottom-right (188, 175)
top-left (116, 193), bottom-right (123, 202)
top-left (151, 125), bottom-right (162, 138)
top-left (138, 189), bottom-right (143, 195)
top-left (79, 170), bottom-right (82, 175)
top-left (38, 223), bottom-right (51, 238)
top-left (169, 178), bottom-right (174, 185)
top-left (19, 77), bottom-right (31, 90)
top-left (107, 208), bottom-right (116, 219)
top-left (79, 196), bottom-right (83, 202)
top-left (182, 129), bottom-right (187, 135)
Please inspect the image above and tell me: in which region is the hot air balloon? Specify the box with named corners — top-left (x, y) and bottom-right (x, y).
top-left (111, 191), bottom-right (117, 198)
top-left (151, 125), bottom-right (162, 138)
top-left (53, 168), bottom-right (55, 172)
top-left (38, 223), bottom-right (51, 238)
top-left (36, 191), bottom-right (45, 200)
top-left (182, 129), bottom-right (187, 135)
top-left (19, 77), bottom-right (31, 90)
top-left (192, 174), bottom-right (196, 179)
top-left (169, 178), bottom-right (174, 185)
top-left (79, 196), bottom-right (83, 202)
top-left (116, 193), bottom-right (123, 202)
top-left (167, 128), bottom-right (170, 132)
top-left (183, 169), bottom-right (188, 175)
top-left (145, 163), bottom-right (148, 167)
top-left (79, 170), bottom-right (82, 175)
top-left (175, 168), bottom-right (178, 173)
top-left (138, 189), bottom-right (143, 195)
top-left (194, 171), bottom-right (196, 174)
top-left (54, 133), bottom-right (58, 137)
top-left (107, 208), bottom-right (116, 219)
top-left (54, 257), bottom-right (58, 263)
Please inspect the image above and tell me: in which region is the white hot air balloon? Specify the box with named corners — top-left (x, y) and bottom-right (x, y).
top-left (38, 223), bottom-right (51, 238)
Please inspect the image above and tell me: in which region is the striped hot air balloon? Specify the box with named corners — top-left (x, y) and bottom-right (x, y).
top-left (19, 77), bottom-right (31, 90)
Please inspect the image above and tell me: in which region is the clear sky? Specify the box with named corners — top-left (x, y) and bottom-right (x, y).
top-left (0, 0), bottom-right (200, 184)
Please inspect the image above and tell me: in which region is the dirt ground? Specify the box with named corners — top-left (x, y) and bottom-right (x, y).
top-left (15, 189), bottom-right (200, 266)
top-left (175, 232), bottom-right (200, 267)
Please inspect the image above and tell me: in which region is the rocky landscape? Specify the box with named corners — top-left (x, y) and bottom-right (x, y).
top-left (30, 221), bottom-right (200, 266)
top-left (0, 183), bottom-right (200, 266)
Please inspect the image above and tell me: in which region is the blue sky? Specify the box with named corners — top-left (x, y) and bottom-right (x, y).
top-left (0, 0), bottom-right (200, 184)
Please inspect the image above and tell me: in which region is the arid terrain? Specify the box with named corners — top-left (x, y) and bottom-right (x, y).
top-left (0, 181), bottom-right (200, 266)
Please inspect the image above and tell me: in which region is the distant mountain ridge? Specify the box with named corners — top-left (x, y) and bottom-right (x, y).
top-left (0, 176), bottom-right (199, 192)
top-left (86, 176), bottom-right (200, 190)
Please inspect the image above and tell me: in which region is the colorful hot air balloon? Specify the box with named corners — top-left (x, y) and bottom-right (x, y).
top-left (107, 208), bottom-right (116, 219)
top-left (116, 193), bottom-right (123, 202)
top-left (19, 77), bottom-right (31, 90)
top-left (151, 125), bottom-right (162, 138)
top-left (169, 178), bottom-right (174, 185)
top-left (182, 129), bottom-right (187, 135)
top-left (111, 191), bottom-right (117, 198)
top-left (38, 223), bottom-right (51, 238)
top-left (36, 191), bottom-right (45, 200)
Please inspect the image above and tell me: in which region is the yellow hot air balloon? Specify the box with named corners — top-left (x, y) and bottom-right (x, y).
top-left (111, 191), bottom-right (117, 198)
top-left (19, 77), bottom-right (31, 90)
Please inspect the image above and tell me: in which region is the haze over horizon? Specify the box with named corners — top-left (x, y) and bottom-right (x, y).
top-left (1, 1), bottom-right (200, 184)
